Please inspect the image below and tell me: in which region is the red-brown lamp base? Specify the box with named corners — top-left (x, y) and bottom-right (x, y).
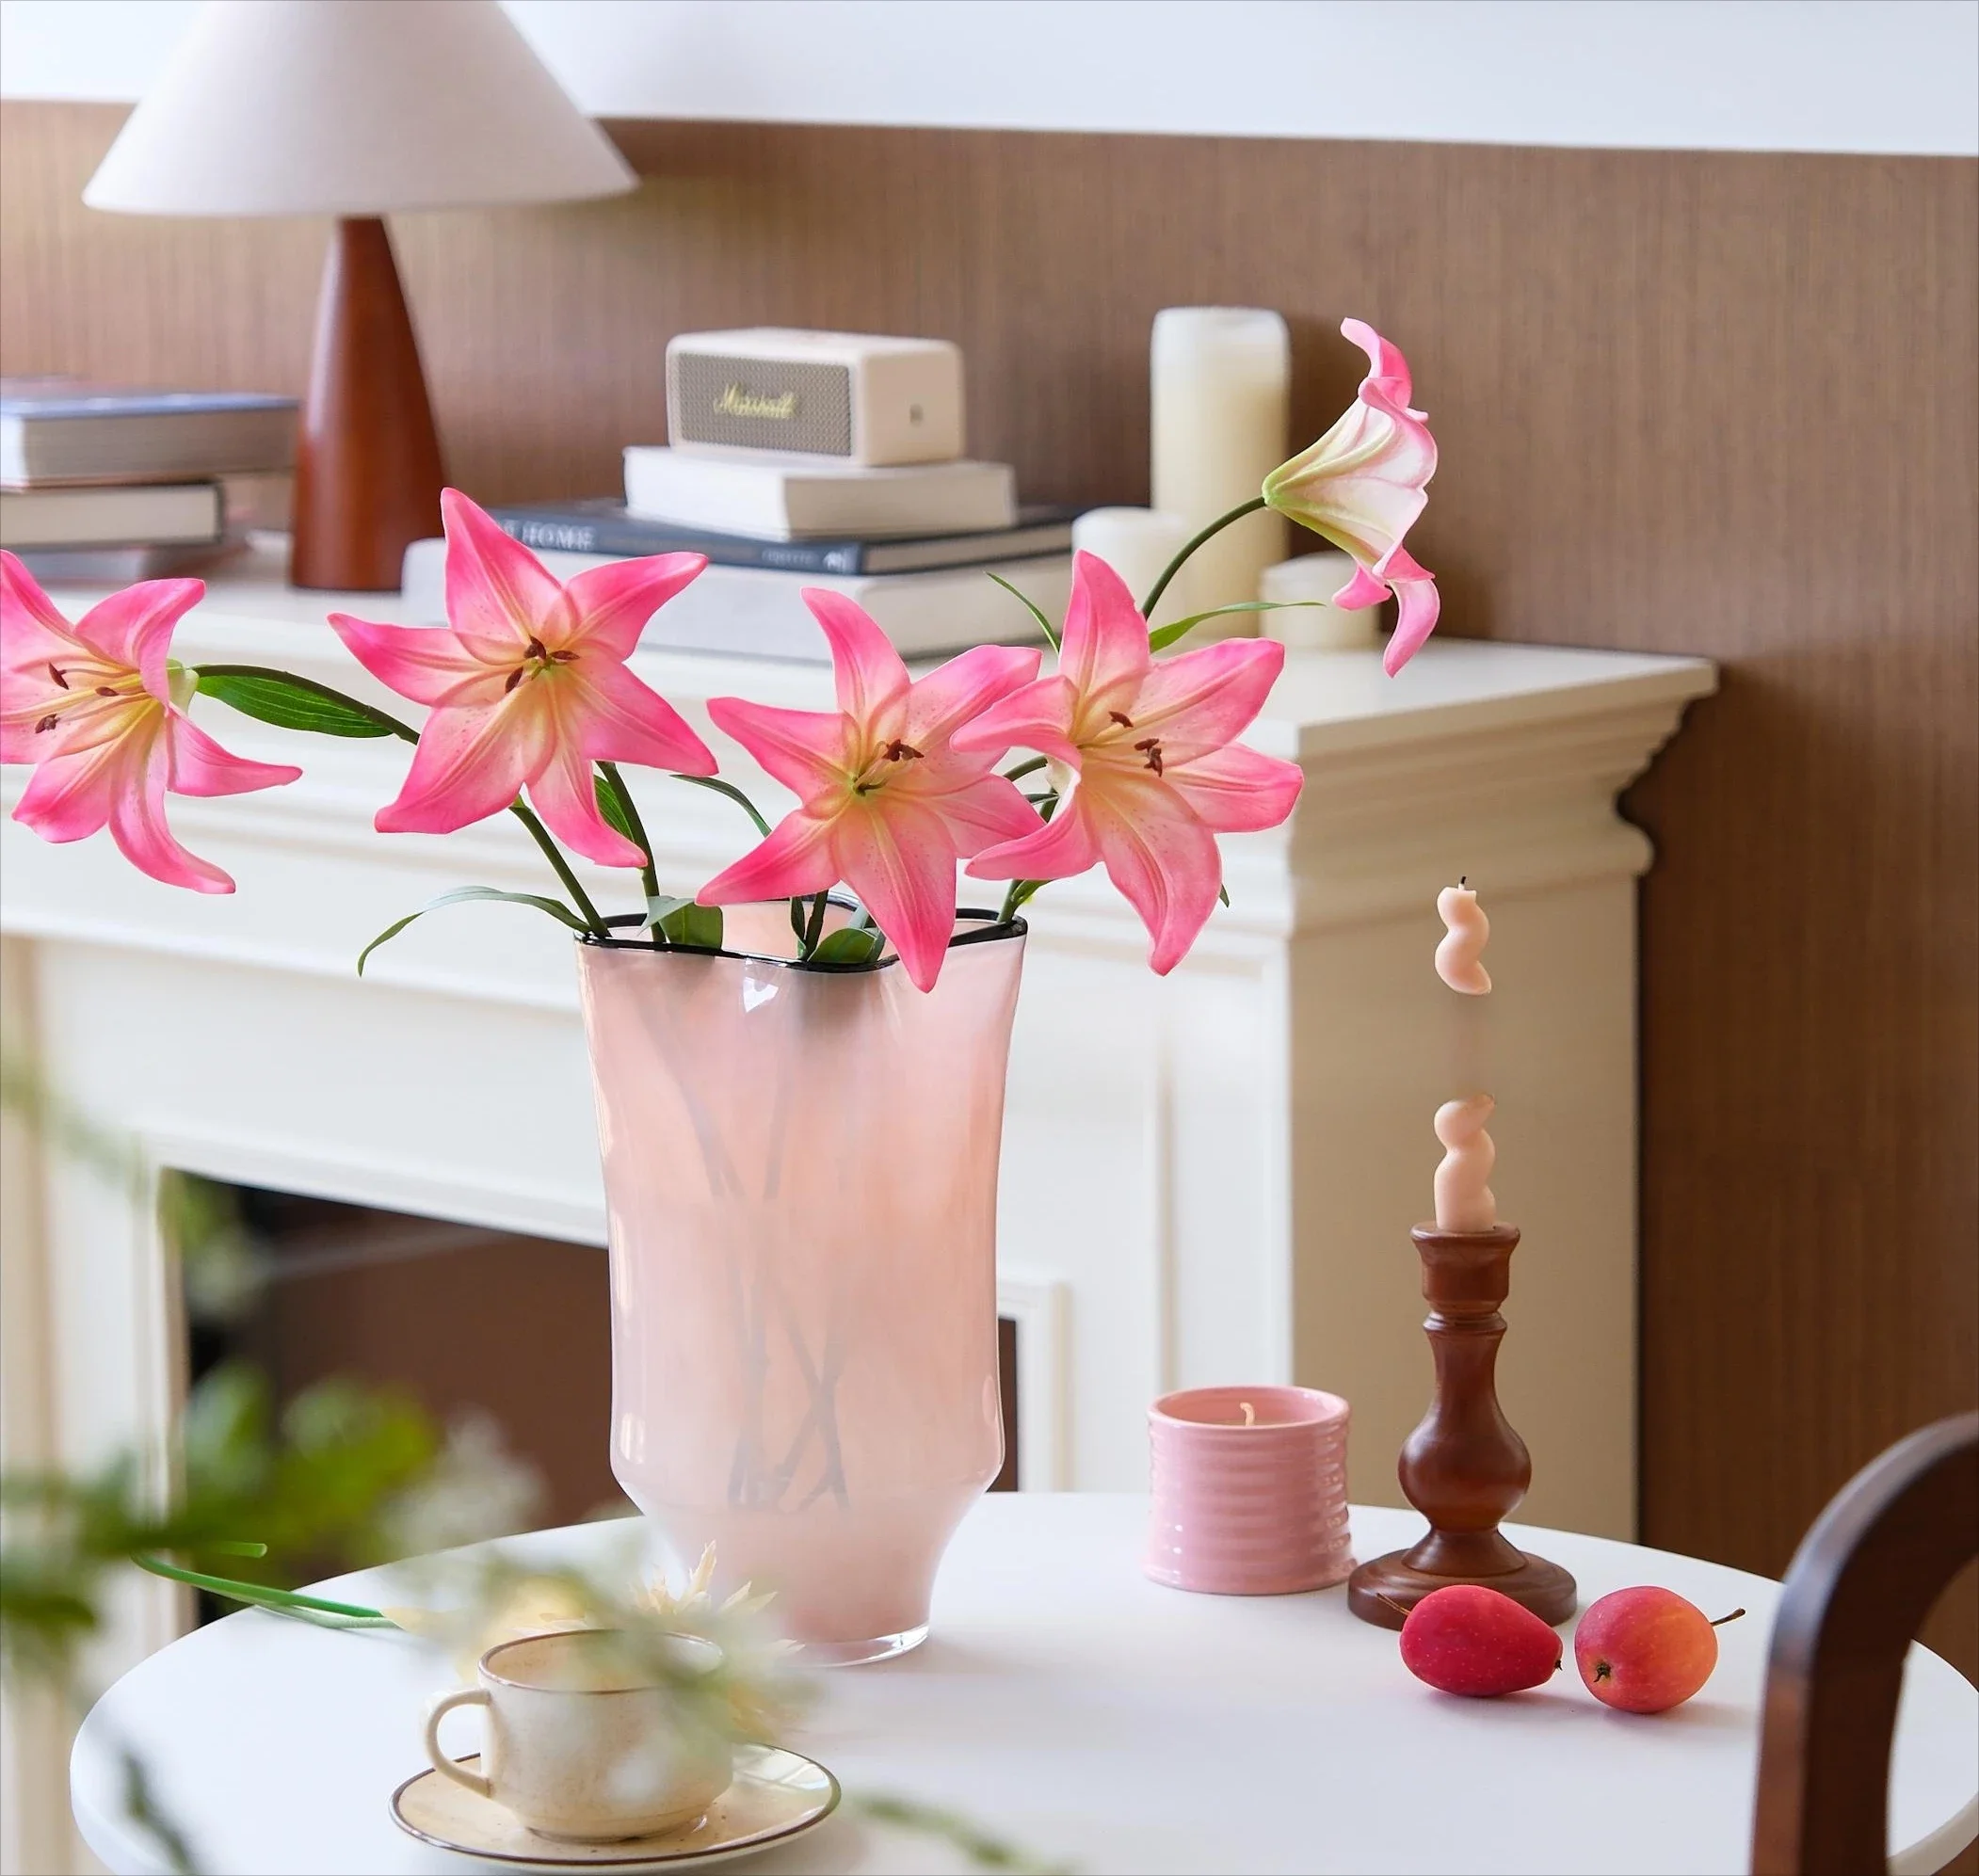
top-left (289, 216), bottom-right (445, 593)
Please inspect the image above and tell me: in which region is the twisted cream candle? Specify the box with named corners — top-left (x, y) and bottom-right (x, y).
top-left (1435, 879), bottom-right (1491, 993)
top-left (1433, 1093), bottom-right (1498, 1232)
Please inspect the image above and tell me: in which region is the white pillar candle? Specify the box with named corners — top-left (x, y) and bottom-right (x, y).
top-left (1070, 506), bottom-right (1200, 631)
top-left (1260, 551), bottom-right (1381, 651)
top-left (1150, 307), bottom-right (1290, 626)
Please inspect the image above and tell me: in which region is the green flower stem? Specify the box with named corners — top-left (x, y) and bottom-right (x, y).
top-left (507, 799), bottom-right (607, 937)
top-left (132, 1553), bottom-right (386, 1622)
top-left (1139, 493), bottom-right (1267, 621)
top-left (1003, 756), bottom-right (1048, 784)
top-left (996, 879), bottom-right (1035, 923)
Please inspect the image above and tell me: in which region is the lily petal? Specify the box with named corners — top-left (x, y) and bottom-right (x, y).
top-left (697, 809), bottom-right (840, 906)
top-left (569, 660), bottom-right (717, 776)
top-left (526, 743), bottom-right (648, 868)
top-left (76, 579), bottom-right (204, 706)
top-left (909, 770), bottom-right (1043, 856)
top-left (166, 715), bottom-right (303, 797)
top-left (905, 642), bottom-right (1043, 754)
top-left (107, 731), bottom-right (235, 893)
top-left (1057, 552), bottom-right (1151, 704)
top-left (804, 588), bottom-right (909, 729)
top-left (948, 674), bottom-right (1082, 765)
top-left (441, 489), bottom-right (564, 652)
top-left (11, 730), bottom-right (127, 842)
top-left (965, 785), bottom-right (1102, 883)
top-left (1167, 744), bottom-right (1306, 832)
top-left (705, 697), bottom-right (847, 798)
top-left (1124, 637), bottom-right (1284, 764)
top-left (329, 614), bottom-right (513, 710)
top-left (1382, 567), bottom-right (1441, 676)
top-left (375, 695), bottom-right (548, 837)
top-left (1084, 771), bottom-right (1222, 975)
top-left (563, 553), bottom-right (707, 662)
top-left (830, 794), bottom-right (963, 994)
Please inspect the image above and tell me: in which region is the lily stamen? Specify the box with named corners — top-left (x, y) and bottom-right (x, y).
top-left (47, 663), bottom-right (70, 689)
top-left (1134, 736), bottom-right (1166, 777)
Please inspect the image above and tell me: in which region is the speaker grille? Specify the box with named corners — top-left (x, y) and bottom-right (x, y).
top-left (671, 353), bottom-right (853, 457)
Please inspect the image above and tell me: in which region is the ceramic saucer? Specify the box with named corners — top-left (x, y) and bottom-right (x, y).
top-left (391, 1743), bottom-right (840, 1869)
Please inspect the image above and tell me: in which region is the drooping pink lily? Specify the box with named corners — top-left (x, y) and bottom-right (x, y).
top-left (1263, 318), bottom-right (1440, 674)
top-left (330, 489), bottom-right (716, 866)
top-left (697, 591), bottom-right (1041, 992)
top-left (957, 553), bottom-right (1303, 974)
top-left (1, 552), bottom-right (300, 892)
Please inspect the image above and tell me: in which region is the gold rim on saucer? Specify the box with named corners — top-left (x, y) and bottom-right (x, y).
top-left (390, 1742), bottom-right (841, 1868)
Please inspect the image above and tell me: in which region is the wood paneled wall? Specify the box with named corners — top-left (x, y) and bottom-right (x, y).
top-left (4, 104), bottom-right (1973, 1671)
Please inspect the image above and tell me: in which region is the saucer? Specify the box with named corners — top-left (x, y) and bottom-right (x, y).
top-left (391, 1744), bottom-right (840, 1869)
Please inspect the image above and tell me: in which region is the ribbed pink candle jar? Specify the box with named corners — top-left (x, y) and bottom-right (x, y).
top-left (1146, 1386), bottom-right (1353, 1595)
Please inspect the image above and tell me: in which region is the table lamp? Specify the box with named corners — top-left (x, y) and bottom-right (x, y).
top-left (82, 0), bottom-right (636, 591)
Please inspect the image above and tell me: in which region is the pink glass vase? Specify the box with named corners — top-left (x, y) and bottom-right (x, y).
top-left (575, 907), bottom-right (1024, 1664)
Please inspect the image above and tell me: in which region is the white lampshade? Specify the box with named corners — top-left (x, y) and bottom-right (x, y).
top-left (85, 0), bottom-right (636, 217)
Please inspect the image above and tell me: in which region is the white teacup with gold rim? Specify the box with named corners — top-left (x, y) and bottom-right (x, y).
top-left (424, 1628), bottom-right (733, 1842)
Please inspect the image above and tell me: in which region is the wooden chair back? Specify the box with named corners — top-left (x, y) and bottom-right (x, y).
top-left (1751, 1411), bottom-right (1979, 1874)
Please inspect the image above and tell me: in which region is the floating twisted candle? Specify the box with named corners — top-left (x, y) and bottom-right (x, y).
top-left (1433, 1094), bottom-right (1498, 1231)
top-left (1435, 880), bottom-right (1491, 994)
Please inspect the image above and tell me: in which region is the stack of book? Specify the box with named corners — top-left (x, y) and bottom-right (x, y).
top-left (402, 330), bottom-right (1074, 662)
top-left (0, 378), bottom-right (297, 583)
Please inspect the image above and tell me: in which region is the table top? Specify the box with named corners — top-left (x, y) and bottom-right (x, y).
top-left (73, 1495), bottom-right (1978, 1876)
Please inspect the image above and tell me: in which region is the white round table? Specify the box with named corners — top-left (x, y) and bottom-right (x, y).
top-left (73, 1495), bottom-right (1978, 1876)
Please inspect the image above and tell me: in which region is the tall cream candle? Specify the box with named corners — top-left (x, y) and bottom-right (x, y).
top-left (1070, 506), bottom-right (1200, 631)
top-left (1150, 308), bottom-right (1289, 627)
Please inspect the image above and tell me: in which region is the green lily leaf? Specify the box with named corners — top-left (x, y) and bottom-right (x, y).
top-left (357, 887), bottom-right (587, 975)
top-left (986, 572), bottom-right (1060, 651)
top-left (194, 666), bottom-right (410, 739)
top-left (809, 925), bottom-right (886, 967)
top-left (595, 774), bottom-right (639, 846)
top-left (648, 895), bottom-right (723, 950)
top-left (1146, 600), bottom-right (1319, 654)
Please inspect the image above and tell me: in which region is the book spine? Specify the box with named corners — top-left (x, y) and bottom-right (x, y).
top-left (491, 510), bottom-right (866, 575)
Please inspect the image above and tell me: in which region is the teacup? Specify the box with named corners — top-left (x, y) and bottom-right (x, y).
top-left (424, 1628), bottom-right (733, 1842)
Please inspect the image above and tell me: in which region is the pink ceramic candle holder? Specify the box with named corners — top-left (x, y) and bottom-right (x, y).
top-left (1146, 1385), bottom-right (1353, 1595)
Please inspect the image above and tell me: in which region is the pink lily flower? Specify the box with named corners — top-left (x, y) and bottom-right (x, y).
top-left (957, 553), bottom-right (1303, 974)
top-left (1, 552), bottom-right (299, 893)
top-left (697, 590), bottom-right (1042, 992)
top-left (330, 489), bottom-right (716, 866)
top-left (1263, 318), bottom-right (1440, 675)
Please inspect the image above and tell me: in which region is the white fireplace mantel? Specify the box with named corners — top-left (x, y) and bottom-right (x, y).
top-left (0, 552), bottom-right (1712, 1812)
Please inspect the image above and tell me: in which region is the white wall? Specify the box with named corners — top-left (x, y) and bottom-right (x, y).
top-left (1, 0), bottom-right (1973, 155)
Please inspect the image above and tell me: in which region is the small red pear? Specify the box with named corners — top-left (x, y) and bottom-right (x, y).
top-left (1396, 1584), bottom-right (1564, 1697)
top-left (1574, 1586), bottom-right (1743, 1713)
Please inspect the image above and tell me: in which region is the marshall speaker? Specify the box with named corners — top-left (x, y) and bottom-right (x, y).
top-left (666, 329), bottom-right (965, 467)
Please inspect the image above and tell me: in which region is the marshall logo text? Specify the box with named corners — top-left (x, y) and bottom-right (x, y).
top-left (713, 383), bottom-right (799, 421)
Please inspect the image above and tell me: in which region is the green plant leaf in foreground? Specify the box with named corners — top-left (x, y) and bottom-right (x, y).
top-left (193, 666), bottom-right (410, 739)
top-left (357, 887), bottom-right (588, 975)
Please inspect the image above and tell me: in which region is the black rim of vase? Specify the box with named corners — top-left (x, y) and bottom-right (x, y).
top-left (576, 902), bottom-right (1026, 973)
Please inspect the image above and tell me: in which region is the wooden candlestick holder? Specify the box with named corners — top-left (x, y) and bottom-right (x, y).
top-left (1347, 1224), bottom-right (1577, 1629)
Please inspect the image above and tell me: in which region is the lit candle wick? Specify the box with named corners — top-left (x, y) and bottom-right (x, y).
top-left (1240, 1401), bottom-right (1256, 1427)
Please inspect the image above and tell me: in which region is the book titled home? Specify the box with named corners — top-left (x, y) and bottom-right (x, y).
top-left (487, 498), bottom-right (1079, 575)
